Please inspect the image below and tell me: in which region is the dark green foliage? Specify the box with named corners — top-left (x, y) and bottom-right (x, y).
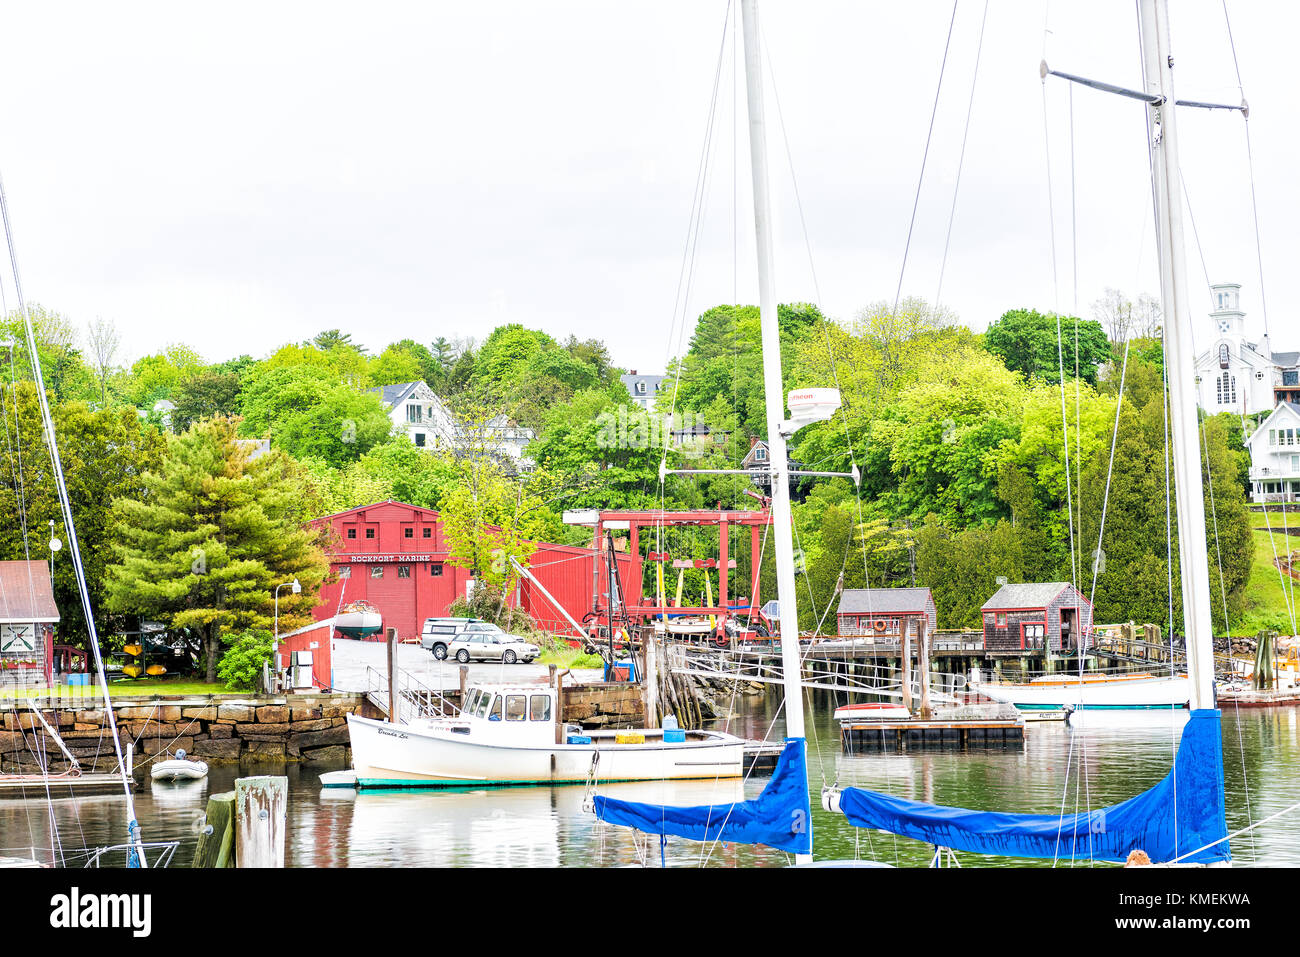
top-left (216, 629), bottom-right (274, 691)
top-left (984, 308), bottom-right (1111, 384)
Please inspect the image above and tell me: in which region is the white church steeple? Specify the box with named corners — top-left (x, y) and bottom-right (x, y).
top-left (1209, 282), bottom-right (1245, 341)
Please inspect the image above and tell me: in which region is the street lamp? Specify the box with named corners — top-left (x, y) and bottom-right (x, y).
top-left (274, 578), bottom-right (302, 644)
top-left (273, 579), bottom-right (302, 686)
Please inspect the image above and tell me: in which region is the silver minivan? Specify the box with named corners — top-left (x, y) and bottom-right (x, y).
top-left (420, 617), bottom-right (479, 659)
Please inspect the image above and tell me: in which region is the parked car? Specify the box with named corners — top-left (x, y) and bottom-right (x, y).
top-left (420, 617), bottom-right (480, 659)
top-left (446, 623), bottom-right (540, 664)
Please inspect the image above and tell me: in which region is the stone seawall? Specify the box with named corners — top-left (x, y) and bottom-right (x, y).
top-left (0, 692), bottom-right (372, 773)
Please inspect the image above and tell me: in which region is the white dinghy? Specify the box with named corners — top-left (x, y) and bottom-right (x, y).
top-left (150, 749), bottom-right (209, 782)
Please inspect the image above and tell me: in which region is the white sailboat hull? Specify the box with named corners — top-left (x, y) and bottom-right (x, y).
top-left (346, 713), bottom-right (744, 788)
top-left (977, 675), bottom-right (1190, 710)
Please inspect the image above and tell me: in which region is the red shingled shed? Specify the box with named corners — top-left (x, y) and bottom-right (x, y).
top-left (0, 560), bottom-right (59, 687)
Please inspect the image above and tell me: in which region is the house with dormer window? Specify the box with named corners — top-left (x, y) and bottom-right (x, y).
top-left (1246, 402), bottom-right (1300, 503)
top-left (369, 381), bottom-right (535, 465)
top-left (620, 371), bottom-right (666, 411)
top-left (369, 381), bottom-right (458, 449)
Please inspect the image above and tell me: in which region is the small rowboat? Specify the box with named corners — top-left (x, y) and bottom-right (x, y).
top-left (150, 750), bottom-right (208, 782)
top-left (833, 702), bottom-right (911, 722)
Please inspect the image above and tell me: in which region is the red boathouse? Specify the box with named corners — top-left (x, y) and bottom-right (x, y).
top-left (309, 501), bottom-right (640, 641)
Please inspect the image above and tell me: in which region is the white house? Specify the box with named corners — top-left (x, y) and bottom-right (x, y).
top-left (370, 381), bottom-right (459, 450)
top-left (1193, 283), bottom-right (1299, 416)
top-left (620, 371), bottom-right (666, 410)
top-left (369, 381), bottom-right (534, 464)
top-left (1246, 401), bottom-right (1300, 503)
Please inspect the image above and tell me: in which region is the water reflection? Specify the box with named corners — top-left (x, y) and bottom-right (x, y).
top-left (1, 695), bottom-right (1296, 867)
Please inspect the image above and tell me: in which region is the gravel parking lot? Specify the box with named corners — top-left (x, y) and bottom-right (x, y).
top-left (329, 637), bottom-right (603, 693)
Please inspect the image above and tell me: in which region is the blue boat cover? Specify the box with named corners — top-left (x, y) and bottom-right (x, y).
top-left (837, 709), bottom-right (1230, 864)
top-left (592, 737), bottom-right (812, 855)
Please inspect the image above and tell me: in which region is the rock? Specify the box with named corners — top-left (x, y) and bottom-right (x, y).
top-left (208, 724), bottom-right (233, 739)
top-left (289, 718), bottom-right (332, 733)
top-left (236, 722), bottom-right (291, 736)
top-left (291, 707), bottom-right (321, 722)
top-left (256, 705), bottom-right (290, 724)
top-left (193, 738), bottom-right (241, 760)
top-left (243, 741), bottom-right (287, 760)
top-left (289, 725), bottom-right (350, 749)
top-left (302, 745), bottom-right (346, 764)
top-left (216, 704), bottom-right (256, 723)
top-left (181, 707), bottom-right (218, 721)
top-left (321, 705), bottom-right (353, 718)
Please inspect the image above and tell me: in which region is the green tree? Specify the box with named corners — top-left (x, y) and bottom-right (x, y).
top-left (983, 308), bottom-right (1111, 384)
top-left (105, 417), bottom-right (328, 682)
top-left (238, 364), bottom-right (393, 466)
top-left (1, 305), bottom-right (97, 403)
top-left (171, 370), bottom-right (243, 432)
top-left (0, 382), bottom-right (167, 642)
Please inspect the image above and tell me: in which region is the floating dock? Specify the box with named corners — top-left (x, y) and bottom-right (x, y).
top-left (841, 718), bottom-right (1024, 752)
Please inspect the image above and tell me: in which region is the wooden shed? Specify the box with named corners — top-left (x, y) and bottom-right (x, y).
top-left (0, 560), bottom-right (59, 688)
top-left (836, 587), bottom-right (937, 639)
top-left (981, 582), bottom-right (1093, 654)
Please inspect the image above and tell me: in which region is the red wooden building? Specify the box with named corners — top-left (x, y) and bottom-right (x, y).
top-left (0, 560), bottom-right (58, 689)
top-left (309, 501), bottom-right (640, 641)
top-left (981, 582), bottom-right (1093, 654)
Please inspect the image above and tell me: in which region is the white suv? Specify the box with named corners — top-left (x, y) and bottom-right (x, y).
top-left (446, 623), bottom-right (540, 664)
top-left (421, 617), bottom-right (478, 659)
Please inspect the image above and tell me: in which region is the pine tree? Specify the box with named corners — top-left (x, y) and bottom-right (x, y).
top-left (105, 417), bottom-right (328, 682)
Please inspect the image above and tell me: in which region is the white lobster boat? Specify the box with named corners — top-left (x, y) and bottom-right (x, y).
top-left (344, 683), bottom-right (744, 789)
top-left (974, 672), bottom-right (1190, 710)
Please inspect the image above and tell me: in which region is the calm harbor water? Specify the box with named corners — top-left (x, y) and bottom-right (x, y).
top-left (3, 692), bottom-right (1296, 867)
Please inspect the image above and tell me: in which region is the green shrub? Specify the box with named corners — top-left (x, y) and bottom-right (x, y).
top-left (217, 629), bottom-right (274, 691)
top-left (447, 582), bottom-right (538, 633)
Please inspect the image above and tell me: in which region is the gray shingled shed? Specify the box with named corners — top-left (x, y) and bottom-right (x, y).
top-left (835, 587), bottom-right (936, 638)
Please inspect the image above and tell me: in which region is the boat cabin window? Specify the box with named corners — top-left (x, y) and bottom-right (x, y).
top-left (488, 695), bottom-right (503, 721)
top-left (505, 695), bottom-right (527, 721)
top-left (530, 695), bottom-right (551, 722)
top-left (462, 689), bottom-right (480, 715)
top-left (474, 693), bottom-right (493, 719)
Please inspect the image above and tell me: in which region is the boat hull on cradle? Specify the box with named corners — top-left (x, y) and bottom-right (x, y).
top-left (976, 675), bottom-right (1190, 710)
top-left (345, 713), bottom-right (744, 788)
top-left (334, 611), bottom-right (382, 639)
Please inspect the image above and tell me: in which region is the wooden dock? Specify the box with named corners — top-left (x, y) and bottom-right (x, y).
top-left (0, 772), bottom-right (134, 795)
top-left (743, 740), bottom-right (785, 772)
top-left (841, 718), bottom-right (1024, 752)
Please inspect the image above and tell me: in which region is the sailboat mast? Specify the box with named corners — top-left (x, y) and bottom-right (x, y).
top-left (739, 1), bottom-right (809, 753)
top-left (1137, 0), bottom-right (1216, 711)
top-left (0, 172), bottom-right (149, 865)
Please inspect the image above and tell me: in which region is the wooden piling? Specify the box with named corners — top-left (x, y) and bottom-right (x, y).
top-left (234, 775), bottom-right (287, 868)
top-left (918, 619), bottom-right (932, 720)
top-left (192, 792), bottom-right (235, 868)
top-left (386, 626), bottom-right (399, 724)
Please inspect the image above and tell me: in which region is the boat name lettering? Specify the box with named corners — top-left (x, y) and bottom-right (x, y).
top-left (377, 728), bottom-right (408, 739)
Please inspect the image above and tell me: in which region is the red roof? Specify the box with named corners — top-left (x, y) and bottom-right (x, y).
top-left (0, 561), bottom-right (60, 622)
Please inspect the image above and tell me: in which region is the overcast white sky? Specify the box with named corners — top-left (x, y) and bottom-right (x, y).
top-left (0, 0), bottom-right (1294, 371)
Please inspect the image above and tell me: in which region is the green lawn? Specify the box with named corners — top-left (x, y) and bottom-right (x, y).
top-left (1235, 512), bottom-right (1298, 636)
top-left (0, 678), bottom-right (229, 701)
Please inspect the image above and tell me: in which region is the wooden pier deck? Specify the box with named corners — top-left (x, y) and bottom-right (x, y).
top-left (0, 772), bottom-right (134, 795)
